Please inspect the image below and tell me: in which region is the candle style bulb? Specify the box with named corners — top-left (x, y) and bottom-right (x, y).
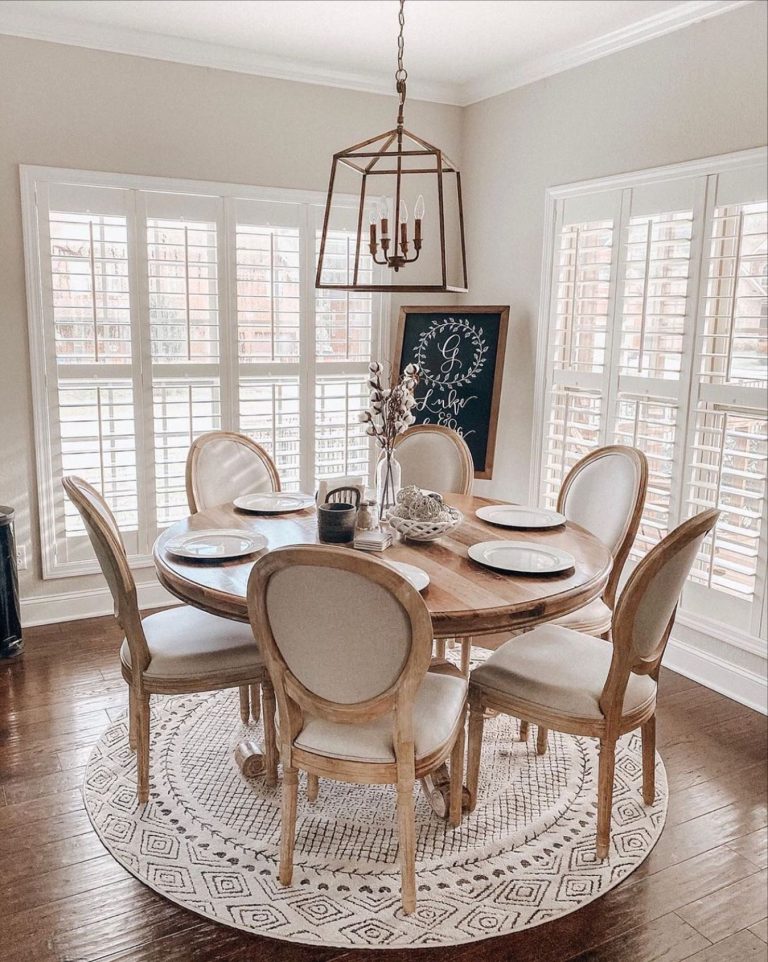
top-left (399, 199), bottom-right (408, 224)
top-left (414, 194), bottom-right (425, 221)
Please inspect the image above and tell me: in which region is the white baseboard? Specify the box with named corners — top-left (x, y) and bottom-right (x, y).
top-left (20, 580), bottom-right (178, 627)
top-left (664, 636), bottom-right (767, 715)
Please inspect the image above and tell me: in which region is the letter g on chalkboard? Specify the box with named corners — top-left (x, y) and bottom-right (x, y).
top-left (394, 306), bottom-right (509, 479)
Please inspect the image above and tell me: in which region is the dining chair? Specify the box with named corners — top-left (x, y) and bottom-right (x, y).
top-left (517, 445), bottom-right (648, 746)
top-left (186, 430), bottom-right (281, 513)
top-left (63, 475), bottom-right (278, 803)
top-left (247, 544), bottom-right (468, 914)
top-left (393, 424), bottom-right (474, 496)
top-left (186, 430), bottom-right (281, 721)
top-left (466, 508), bottom-right (719, 860)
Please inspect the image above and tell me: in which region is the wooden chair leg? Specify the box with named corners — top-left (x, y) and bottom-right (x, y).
top-left (279, 765), bottom-right (299, 886)
top-left (434, 638), bottom-right (447, 659)
top-left (128, 685), bottom-right (138, 751)
top-left (136, 691), bottom-right (151, 804)
top-left (448, 708), bottom-right (466, 828)
top-left (249, 683), bottom-right (261, 724)
top-left (238, 685), bottom-right (250, 723)
top-left (596, 738), bottom-right (616, 860)
top-left (466, 697), bottom-right (485, 813)
top-left (536, 726), bottom-right (548, 755)
top-left (261, 679), bottom-right (278, 787)
top-left (460, 637), bottom-right (472, 676)
top-left (519, 720), bottom-right (529, 742)
top-left (642, 715), bottom-right (656, 805)
top-left (396, 773), bottom-right (417, 914)
top-left (307, 773), bottom-right (319, 804)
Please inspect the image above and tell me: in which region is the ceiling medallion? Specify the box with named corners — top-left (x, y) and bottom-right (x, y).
top-left (315, 0), bottom-right (468, 293)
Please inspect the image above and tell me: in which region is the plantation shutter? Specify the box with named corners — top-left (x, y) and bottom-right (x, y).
top-left (25, 169), bottom-right (384, 578)
top-left (538, 155), bottom-right (767, 642)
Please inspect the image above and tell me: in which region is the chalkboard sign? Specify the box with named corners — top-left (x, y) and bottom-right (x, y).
top-left (394, 306), bottom-right (509, 479)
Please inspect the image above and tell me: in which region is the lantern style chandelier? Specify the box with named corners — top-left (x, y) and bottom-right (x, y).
top-left (315, 0), bottom-right (468, 293)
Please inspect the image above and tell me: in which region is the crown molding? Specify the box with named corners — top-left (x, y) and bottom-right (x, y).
top-left (0, 0), bottom-right (754, 108)
top-left (460, 0), bottom-right (754, 105)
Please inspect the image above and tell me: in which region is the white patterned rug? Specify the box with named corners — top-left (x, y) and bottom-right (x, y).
top-left (84, 688), bottom-right (667, 948)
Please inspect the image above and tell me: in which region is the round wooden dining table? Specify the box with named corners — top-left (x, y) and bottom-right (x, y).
top-left (154, 492), bottom-right (612, 645)
top-left (153, 493), bottom-right (612, 817)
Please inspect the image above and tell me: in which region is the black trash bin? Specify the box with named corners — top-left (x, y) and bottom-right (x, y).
top-left (0, 506), bottom-right (22, 659)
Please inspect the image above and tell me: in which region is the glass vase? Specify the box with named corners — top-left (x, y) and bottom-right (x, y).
top-left (376, 450), bottom-right (401, 518)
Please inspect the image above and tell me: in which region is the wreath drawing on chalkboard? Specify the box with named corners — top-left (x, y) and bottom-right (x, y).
top-left (414, 318), bottom-right (489, 393)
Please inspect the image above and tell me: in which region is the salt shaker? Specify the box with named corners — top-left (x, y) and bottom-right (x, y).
top-left (356, 499), bottom-right (380, 531)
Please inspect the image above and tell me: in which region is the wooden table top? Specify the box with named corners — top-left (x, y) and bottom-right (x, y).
top-left (153, 494), bottom-right (613, 639)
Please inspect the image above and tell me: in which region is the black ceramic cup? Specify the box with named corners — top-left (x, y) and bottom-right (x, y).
top-left (317, 502), bottom-right (357, 544)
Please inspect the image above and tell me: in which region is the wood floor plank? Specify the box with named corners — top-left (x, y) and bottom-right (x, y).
top-left (726, 827), bottom-right (768, 870)
top-left (546, 911), bottom-right (709, 962)
top-left (665, 761), bottom-right (768, 827)
top-left (2, 765), bottom-right (88, 804)
top-left (676, 871), bottom-right (768, 943)
top-left (0, 808), bottom-right (93, 856)
top-left (0, 787), bottom-right (84, 830)
top-left (679, 928), bottom-right (767, 962)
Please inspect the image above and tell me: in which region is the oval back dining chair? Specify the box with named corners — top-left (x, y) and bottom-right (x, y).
top-left (186, 431), bottom-right (281, 513)
top-left (316, 477), bottom-right (366, 507)
top-left (393, 424), bottom-right (474, 495)
top-left (466, 508), bottom-right (719, 860)
top-left (63, 475), bottom-right (277, 802)
top-left (552, 445), bottom-right (648, 635)
top-left (247, 545), bottom-right (468, 914)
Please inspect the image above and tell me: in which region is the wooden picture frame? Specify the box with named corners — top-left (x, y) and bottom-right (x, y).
top-left (393, 306), bottom-right (509, 480)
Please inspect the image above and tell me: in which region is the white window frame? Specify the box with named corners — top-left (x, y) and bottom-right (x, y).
top-left (21, 165), bottom-right (390, 580)
top-left (531, 146), bottom-right (768, 648)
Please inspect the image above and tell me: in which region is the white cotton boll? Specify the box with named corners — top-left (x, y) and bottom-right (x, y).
top-left (369, 361), bottom-right (381, 374)
top-left (365, 425), bottom-right (376, 436)
top-left (406, 413), bottom-right (416, 425)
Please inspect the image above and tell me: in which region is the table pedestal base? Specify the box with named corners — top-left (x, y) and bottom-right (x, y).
top-left (234, 738), bottom-right (266, 778)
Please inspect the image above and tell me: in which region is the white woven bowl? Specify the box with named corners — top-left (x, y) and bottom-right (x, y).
top-left (387, 508), bottom-right (463, 542)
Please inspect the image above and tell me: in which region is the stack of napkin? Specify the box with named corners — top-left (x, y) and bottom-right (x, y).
top-left (353, 529), bottom-right (393, 552)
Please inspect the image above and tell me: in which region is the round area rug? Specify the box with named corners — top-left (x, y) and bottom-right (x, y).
top-left (84, 689), bottom-right (667, 948)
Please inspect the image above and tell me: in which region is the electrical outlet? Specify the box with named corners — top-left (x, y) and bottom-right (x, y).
top-left (15, 545), bottom-right (27, 571)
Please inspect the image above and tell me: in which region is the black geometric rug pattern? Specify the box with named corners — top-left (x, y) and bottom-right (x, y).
top-left (84, 685), bottom-right (667, 947)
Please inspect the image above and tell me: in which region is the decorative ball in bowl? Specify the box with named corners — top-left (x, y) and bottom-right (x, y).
top-left (386, 485), bottom-right (463, 542)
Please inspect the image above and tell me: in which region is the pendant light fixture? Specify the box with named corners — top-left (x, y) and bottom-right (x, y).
top-left (315, 0), bottom-right (468, 293)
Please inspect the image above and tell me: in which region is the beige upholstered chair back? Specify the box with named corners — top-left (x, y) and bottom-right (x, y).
top-left (600, 509), bottom-right (719, 719)
top-left (186, 431), bottom-right (281, 513)
top-left (62, 476), bottom-right (149, 669)
top-left (248, 546), bottom-right (434, 727)
top-left (393, 425), bottom-right (474, 495)
top-left (557, 445), bottom-right (648, 608)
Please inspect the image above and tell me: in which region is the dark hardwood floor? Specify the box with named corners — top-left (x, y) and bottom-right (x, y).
top-left (1, 614), bottom-right (766, 962)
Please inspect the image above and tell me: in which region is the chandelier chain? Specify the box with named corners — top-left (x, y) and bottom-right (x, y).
top-left (395, 0), bottom-right (408, 124)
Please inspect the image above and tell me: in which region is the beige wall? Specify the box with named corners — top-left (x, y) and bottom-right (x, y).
top-left (0, 34), bottom-right (462, 605)
top-left (462, 1), bottom-right (768, 502)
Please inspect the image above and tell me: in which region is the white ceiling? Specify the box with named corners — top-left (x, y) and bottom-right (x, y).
top-left (0, 0), bottom-right (750, 105)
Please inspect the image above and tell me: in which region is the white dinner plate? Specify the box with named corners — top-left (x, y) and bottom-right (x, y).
top-left (166, 529), bottom-right (267, 561)
top-left (475, 504), bottom-right (566, 530)
top-left (386, 560), bottom-right (430, 592)
top-left (468, 540), bottom-right (575, 575)
top-left (233, 492), bottom-right (314, 515)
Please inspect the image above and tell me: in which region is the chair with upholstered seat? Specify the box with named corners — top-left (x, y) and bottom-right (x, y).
top-left (63, 476), bottom-right (278, 803)
top-left (247, 545), bottom-right (467, 914)
top-left (518, 445), bottom-right (648, 748)
top-left (186, 430), bottom-right (281, 513)
top-left (552, 445), bottom-right (648, 636)
top-left (466, 509), bottom-right (719, 860)
top-left (186, 430), bottom-right (281, 722)
top-left (393, 424), bottom-right (474, 496)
